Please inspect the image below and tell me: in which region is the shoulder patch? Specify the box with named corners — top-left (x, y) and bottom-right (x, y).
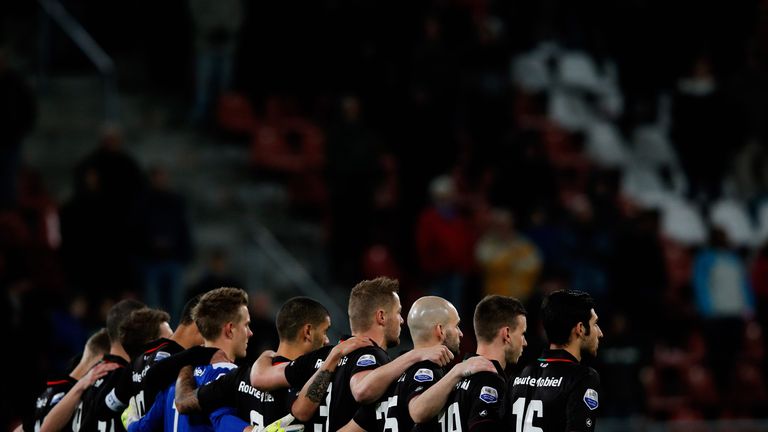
top-left (413, 368), bottom-right (434, 382)
top-left (583, 388), bottom-right (599, 410)
top-left (155, 351), bottom-right (170, 361)
top-left (479, 386), bottom-right (498, 404)
top-left (356, 354), bottom-right (377, 367)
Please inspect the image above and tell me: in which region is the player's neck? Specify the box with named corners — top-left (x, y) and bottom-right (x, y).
top-left (110, 343), bottom-right (130, 362)
top-left (476, 343), bottom-right (506, 370)
top-left (354, 329), bottom-right (385, 349)
top-left (204, 339), bottom-right (236, 363)
top-left (171, 325), bottom-right (197, 349)
top-left (549, 343), bottom-right (581, 362)
top-left (276, 341), bottom-right (308, 360)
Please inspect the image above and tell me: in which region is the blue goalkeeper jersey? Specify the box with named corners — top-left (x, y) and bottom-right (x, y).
top-left (129, 362), bottom-right (248, 432)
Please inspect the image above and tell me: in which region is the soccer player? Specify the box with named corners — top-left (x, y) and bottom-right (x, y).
top-left (352, 296), bottom-right (498, 432)
top-left (507, 290), bottom-right (603, 432)
top-left (40, 299), bottom-right (146, 432)
top-left (174, 297), bottom-right (336, 430)
top-left (128, 287), bottom-right (253, 432)
top-left (432, 295), bottom-right (528, 432)
top-left (121, 296), bottom-right (204, 419)
top-left (20, 328), bottom-right (111, 432)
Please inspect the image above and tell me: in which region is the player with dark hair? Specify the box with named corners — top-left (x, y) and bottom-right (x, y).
top-left (41, 299), bottom-right (146, 432)
top-left (508, 290), bottom-right (603, 432)
top-left (19, 328), bottom-right (111, 432)
top-left (432, 295), bottom-right (527, 432)
top-left (120, 296), bottom-right (204, 421)
top-left (127, 287), bottom-right (252, 432)
top-left (174, 296), bottom-right (337, 430)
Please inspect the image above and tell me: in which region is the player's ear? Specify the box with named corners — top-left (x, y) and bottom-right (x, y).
top-left (303, 323), bottom-right (313, 342)
top-left (224, 322), bottom-right (234, 339)
top-left (376, 309), bottom-right (386, 326)
top-left (435, 323), bottom-right (445, 341)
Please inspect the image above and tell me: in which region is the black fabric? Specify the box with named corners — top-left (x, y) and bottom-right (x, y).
top-left (142, 345), bottom-right (219, 404)
top-left (121, 338), bottom-right (185, 417)
top-left (439, 354), bottom-right (507, 432)
top-left (508, 349), bottom-right (601, 432)
top-left (25, 375), bottom-right (77, 432)
top-left (76, 354), bottom-right (130, 432)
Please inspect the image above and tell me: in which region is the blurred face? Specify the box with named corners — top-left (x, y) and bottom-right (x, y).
top-left (232, 305), bottom-right (253, 359)
top-left (442, 307), bottom-right (463, 356)
top-left (384, 293), bottom-right (404, 348)
top-left (581, 309), bottom-right (603, 357)
top-left (505, 315), bottom-right (528, 365)
top-left (310, 316), bottom-right (332, 350)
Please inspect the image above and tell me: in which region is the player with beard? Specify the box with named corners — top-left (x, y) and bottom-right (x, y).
top-left (507, 290), bottom-right (603, 432)
top-left (430, 295), bottom-right (527, 432)
top-left (347, 296), bottom-right (497, 432)
top-left (249, 278), bottom-right (453, 432)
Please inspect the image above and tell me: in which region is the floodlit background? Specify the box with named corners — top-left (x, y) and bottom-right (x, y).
top-left (2, 0), bottom-right (768, 430)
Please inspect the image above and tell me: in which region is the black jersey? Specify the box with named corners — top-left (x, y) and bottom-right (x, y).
top-left (197, 356), bottom-right (293, 429)
top-left (74, 354), bottom-right (130, 432)
top-left (438, 355), bottom-right (506, 432)
top-left (354, 359), bottom-right (444, 432)
top-left (123, 338), bottom-right (185, 417)
top-left (507, 349), bottom-right (600, 432)
top-left (282, 345), bottom-right (334, 430)
top-left (26, 375), bottom-right (77, 432)
top-left (326, 344), bottom-right (390, 432)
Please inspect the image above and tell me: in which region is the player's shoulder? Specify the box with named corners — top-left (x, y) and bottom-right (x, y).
top-left (350, 344), bottom-right (387, 366)
top-left (467, 372), bottom-right (505, 405)
top-left (406, 360), bottom-right (441, 383)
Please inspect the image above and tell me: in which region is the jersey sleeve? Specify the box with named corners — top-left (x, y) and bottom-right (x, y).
top-left (112, 368), bottom-right (135, 411)
top-left (467, 373), bottom-right (506, 432)
top-left (406, 363), bottom-right (443, 402)
top-left (197, 367), bottom-right (243, 414)
top-left (565, 369), bottom-right (600, 432)
top-left (349, 347), bottom-right (389, 376)
top-left (285, 345), bottom-right (332, 389)
top-left (144, 346), bottom-right (220, 403)
top-left (352, 404), bottom-right (378, 432)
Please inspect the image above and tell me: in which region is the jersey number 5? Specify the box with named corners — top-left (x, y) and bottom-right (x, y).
top-left (511, 398), bottom-right (543, 432)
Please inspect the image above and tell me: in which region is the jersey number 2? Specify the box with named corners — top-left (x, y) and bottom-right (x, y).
top-left (511, 398), bottom-right (543, 432)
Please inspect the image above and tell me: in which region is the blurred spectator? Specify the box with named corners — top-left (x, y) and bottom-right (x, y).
top-left (188, 0), bottom-right (244, 125)
top-left (241, 290), bottom-right (279, 367)
top-left (139, 166), bottom-right (193, 321)
top-left (0, 45), bottom-right (36, 210)
top-left (61, 126), bottom-right (145, 314)
top-left (597, 313), bottom-right (644, 417)
top-left (692, 226), bottom-right (754, 389)
top-left (187, 248), bottom-right (241, 301)
top-left (326, 95), bottom-right (383, 284)
top-left (415, 175), bottom-right (475, 307)
top-left (475, 208), bottom-right (541, 302)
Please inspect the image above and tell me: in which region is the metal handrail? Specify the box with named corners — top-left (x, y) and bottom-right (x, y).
top-left (250, 223), bottom-right (348, 340)
top-left (37, 0), bottom-right (118, 121)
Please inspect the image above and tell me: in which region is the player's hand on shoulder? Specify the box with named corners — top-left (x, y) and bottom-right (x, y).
top-left (335, 337), bottom-right (373, 357)
top-left (415, 345), bottom-right (454, 366)
top-left (456, 356), bottom-right (496, 378)
top-left (82, 361), bottom-right (120, 387)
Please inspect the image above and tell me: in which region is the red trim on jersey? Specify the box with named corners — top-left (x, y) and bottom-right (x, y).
top-left (273, 361), bottom-right (290, 365)
top-left (537, 358), bottom-right (577, 363)
top-left (46, 379), bottom-right (71, 386)
top-left (144, 341), bottom-right (170, 354)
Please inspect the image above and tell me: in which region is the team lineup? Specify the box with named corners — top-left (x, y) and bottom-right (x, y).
top-left (23, 277), bottom-right (603, 432)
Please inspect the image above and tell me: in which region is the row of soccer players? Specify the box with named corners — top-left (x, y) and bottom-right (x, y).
top-left (23, 276), bottom-right (603, 432)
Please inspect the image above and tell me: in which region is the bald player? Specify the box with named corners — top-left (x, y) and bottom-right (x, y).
top-left (349, 296), bottom-right (496, 432)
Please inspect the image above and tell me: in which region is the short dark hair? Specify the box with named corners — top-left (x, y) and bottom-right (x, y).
top-left (119, 308), bottom-right (171, 359)
top-left (276, 297), bottom-right (329, 341)
top-left (85, 328), bottom-right (111, 357)
top-left (542, 290), bottom-right (595, 345)
top-left (179, 294), bottom-right (202, 326)
top-left (106, 299), bottom-right (145, 343)
top-left (348, 277), bottom-right (400, 333)
top-left (473, 295), bottom-right (527, 343)
top-left (193, 287), bottom-right (249, 341)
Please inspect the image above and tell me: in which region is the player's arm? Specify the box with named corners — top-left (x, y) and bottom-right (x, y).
top-left (174, 366), bottom-right (200, 414)
top-left (337, 419), bottom-right (367, 432)
top-left (143, 346), bottom-right (219, 403)
top-left (40, 361), bottom-right (120, 432)
top-left (249, 350), bottom-right (290, 390)
top-left (350, 345), bottom-right (453, 404)
top-left (409, 356), bottom-right (495, 423)
top-left (565, 369), bottom-right (601, 432)
top-left (291, 337), bottom-right (372, 422)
